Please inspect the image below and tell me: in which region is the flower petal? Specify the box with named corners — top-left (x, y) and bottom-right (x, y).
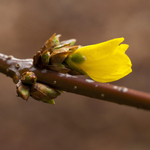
top-left (79, 44), bottom-right (132, 82)
top-left (75, 37), bottom-right (125, 61)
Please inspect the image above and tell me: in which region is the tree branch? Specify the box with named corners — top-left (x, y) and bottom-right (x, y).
top-left (1, 53), bottom-right (150, 110)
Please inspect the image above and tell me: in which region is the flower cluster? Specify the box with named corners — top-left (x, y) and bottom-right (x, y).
top-left (33, 33), bottom-right (132, 83)
top-left (17, 34), bottom-right (132, 104)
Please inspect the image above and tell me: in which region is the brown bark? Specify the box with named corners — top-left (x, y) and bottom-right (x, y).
top-left (1, 53), bottom-right (150, 110)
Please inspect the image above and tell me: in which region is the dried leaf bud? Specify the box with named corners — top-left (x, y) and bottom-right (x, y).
top-left (51, 47), bottom-right (69, 56)
top-left (33, 51), bottom-right (41, 66)
top-left (61, 39), bottom-right (76, 46)
top-left (41, 50), bottom-right (51, 66)
top-left (41, 33), bottom-right (61, 51)
top-left (50, 51), bottom-right (71, 64)
top-left (30, 83), bottom-right (61, 104)
top-left (16, 82), bottom-right (30, 100)
top-left (21, 71), bottom-right (37, 85)
top-left (41, 33), bottom-right (56, 51)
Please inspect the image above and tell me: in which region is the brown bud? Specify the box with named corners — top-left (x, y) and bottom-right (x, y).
top-left (21, 71), bottom-right (37, 85)
top-left (30, 83), bottom-right (61, 104)
top-left (16, 82), bottom-right (30, 100)
top-left (51, 47), bottom-right (69, 56)
top-left (50, 51), bottom-right (71, 64)
top-left (41, 33), bottom-right (61, 52)
top-left (41, 50), bottom-right (51, 66)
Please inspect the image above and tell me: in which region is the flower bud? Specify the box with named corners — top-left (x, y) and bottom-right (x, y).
top-left (16, 82), bottom-right (30, 100)
top-left (21, 71), bottom-right (37, 85)
top-left (30, 83), bottom-right (61, 104)
top-left (42, 33), bottom-right (61, 51)
top-left (41, 50), bottom-right (51, 66)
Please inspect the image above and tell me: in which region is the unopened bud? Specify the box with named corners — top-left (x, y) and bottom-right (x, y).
top-left (30, 83), bottom-right (61, 104)
top-left (50, 51), bottom-right (71, 64)
top-left (21, 71), bottom-right (37, 85)
top-left (42, 33), bottom-right (61, 51)
top-left (41, 50), bottom-right (51, 66)
top-left (16, 82), bottom-right (30, 100)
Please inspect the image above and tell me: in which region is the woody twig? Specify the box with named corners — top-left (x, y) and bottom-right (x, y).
top-left (0, 53), bottom-right (150, 110)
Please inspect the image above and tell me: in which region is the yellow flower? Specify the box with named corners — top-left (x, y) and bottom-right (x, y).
top-left (65, 37), bottom-right (132, 83)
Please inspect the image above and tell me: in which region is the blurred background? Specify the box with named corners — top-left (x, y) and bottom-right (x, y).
top-left (0, 0), bottom-right (150, 149)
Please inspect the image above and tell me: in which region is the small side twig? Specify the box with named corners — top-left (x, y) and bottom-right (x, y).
top-left (0, 53), bottom-right (150, 110)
